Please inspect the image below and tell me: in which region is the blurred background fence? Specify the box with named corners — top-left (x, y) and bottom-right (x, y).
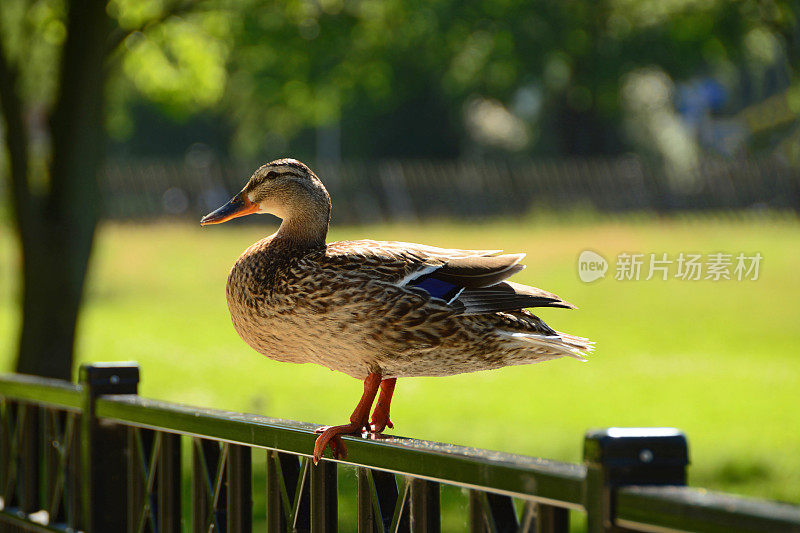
top-left (102, 155), bottom-right (800, 224)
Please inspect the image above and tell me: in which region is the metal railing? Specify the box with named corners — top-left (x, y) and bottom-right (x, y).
top-left (1, 362), bottom-right (799, 532)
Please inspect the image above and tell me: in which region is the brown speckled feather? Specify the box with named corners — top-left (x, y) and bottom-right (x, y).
top-left (226, 234), bottom-right (592, 380)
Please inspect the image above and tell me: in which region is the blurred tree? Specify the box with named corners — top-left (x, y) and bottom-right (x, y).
top-left (219, 0), bottom-right (798, 159)
top-left (0, 0), bottom-right (230, 379)
top-left (0, 0), bottom-right (111, 379)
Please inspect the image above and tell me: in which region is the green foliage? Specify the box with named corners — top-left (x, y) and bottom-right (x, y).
top-left (0, 0), bottom-right (66, 108)
top-left (103, 0), bottom-right (233, 138)
top-left (0, 0), bottom-right (233, 138)
top-left (115, 6), bottom-right (231, 110)
top-left (4, 0), bottom-right (797, 156)
top-left (217, 0), bottom-right (799, 156)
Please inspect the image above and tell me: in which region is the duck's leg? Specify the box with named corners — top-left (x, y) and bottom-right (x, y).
top-left (313, 372), bottom-right (381, 464)
top-left (370, 378), bottom-right (396, 433)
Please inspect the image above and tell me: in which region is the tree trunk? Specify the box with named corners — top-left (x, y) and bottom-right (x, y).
top-left (13, 0), bottom-right (112, 380)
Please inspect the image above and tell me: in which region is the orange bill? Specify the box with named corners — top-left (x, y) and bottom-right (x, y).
top-left (200, 193), bottom-right (260, 225)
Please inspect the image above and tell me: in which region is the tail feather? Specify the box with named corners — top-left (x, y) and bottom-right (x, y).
top-left (497, 330), bottom-right (593, 361)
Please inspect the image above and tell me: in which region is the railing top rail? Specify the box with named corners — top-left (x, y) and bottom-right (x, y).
top-left (0, 373), bottom-right (82, 411)
top-left (94, 393), bottom-right (586, 508)
top-left (616, 485), bottom-right (800, 533)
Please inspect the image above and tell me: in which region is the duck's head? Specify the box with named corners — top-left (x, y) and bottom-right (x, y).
top-left (201, 158), bottom-right (331, 243)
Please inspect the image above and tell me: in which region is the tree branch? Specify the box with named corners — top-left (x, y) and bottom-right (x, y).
top-left (0, 22), bottom-right (34, 238)
top-left (107, 0), bottom-right (201, 55)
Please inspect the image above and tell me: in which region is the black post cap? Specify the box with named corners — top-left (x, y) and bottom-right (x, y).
top-left (79, 362), bottom-right (140, 396)
top-left (584, 427), bottom-right (689, 486)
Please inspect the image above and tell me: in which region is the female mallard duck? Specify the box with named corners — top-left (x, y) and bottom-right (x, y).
top-left (201, 158), bottom-right (592, 463)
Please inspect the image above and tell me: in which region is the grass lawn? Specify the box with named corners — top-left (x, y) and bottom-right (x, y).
top-left (1, 213), bottom-right (799, 509)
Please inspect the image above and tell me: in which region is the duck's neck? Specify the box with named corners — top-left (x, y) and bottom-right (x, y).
top-left (274, 207), bottom-right (330, 251)
top-left (267, 181), bottom-right (332, 252)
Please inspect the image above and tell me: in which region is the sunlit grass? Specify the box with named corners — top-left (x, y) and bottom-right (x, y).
top-left (1, 213), bottom-right (798, 506)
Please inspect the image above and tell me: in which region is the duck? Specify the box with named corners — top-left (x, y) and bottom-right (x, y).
top-left (201, 158), bottom-right (592, 463)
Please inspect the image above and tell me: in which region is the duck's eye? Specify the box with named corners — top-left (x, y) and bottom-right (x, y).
top-left (266, 170), bottom-right (278, 180)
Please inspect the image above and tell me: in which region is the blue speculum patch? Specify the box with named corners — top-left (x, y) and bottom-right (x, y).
top-left (412, 277), bottom-right (461, 301)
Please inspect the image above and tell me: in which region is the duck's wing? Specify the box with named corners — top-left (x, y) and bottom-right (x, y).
top-left (451, 281), bottom-right (576, 315)
top-left (410, 259), bottom-right (576, 315)
top-left (323, 240), bottom-right (575, 315)
top-left (323, 239), bottom-right (499, 283)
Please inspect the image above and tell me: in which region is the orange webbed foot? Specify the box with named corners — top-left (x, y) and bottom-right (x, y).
top-left (314, 423), bottom-right (367, 463)
top-left (369, 407), bottom-right (394, 433)
top-left (312, 373), bottom-right (383, 464)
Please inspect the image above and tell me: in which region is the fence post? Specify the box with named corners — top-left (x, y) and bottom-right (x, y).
top-left (409, 477), bottom-right (440, 533)
top-left (80, 362), bottom-right (140, 533)
top-left (584, 427), bottom-right (689, 533)
top-left (310, 461), bottom-right (337, 532)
